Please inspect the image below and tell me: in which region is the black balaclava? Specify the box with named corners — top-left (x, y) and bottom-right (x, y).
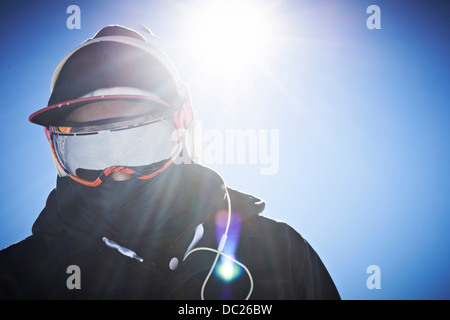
top-left (51, 163), bottom-right (225, 248)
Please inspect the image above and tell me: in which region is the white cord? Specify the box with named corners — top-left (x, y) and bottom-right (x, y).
top-left (182, 185), bottom-right (254, 300)
top-left (223, 185), bottom-right (232, 236)
top-left (183, 247), bottom-right (254, 300)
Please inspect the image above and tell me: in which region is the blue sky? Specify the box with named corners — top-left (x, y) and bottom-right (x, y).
top-left (0, 0), bottom-right (448, 299)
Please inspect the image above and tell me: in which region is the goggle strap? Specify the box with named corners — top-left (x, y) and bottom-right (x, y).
top-left (104, 166), bottom-right (136, 176)
top-left (173, 97), bottom-right (193, 130)
top-left (68, 172), bottom-right (103, 187)
top-left (68, 166), bottom-right (138, 187)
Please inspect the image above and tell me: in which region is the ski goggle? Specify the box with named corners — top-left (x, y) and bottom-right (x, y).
top-left (44, 96), bottom-right (189, 187)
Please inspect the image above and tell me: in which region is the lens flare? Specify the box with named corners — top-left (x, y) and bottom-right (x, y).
top-left (216, 258), bottom-right (242, 281)
top-left (214, 209), bottom-right (242, 282)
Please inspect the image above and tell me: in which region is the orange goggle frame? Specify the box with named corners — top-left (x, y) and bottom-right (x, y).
top-left (42, 95), bottom-right (193, 187)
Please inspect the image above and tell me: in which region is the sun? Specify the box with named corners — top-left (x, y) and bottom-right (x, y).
top-left (180, 0), bottom-right (283, 80)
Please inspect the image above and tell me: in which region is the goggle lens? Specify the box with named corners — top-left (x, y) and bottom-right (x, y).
top-left (49, 113), bottom-right (181, 184)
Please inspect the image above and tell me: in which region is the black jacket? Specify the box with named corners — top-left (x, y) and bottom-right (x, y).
top-left (0, 166), bottom-right (340, 300)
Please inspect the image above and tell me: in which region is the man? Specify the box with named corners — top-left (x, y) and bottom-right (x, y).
top-left (0, 25), bottom-right (340, 299)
